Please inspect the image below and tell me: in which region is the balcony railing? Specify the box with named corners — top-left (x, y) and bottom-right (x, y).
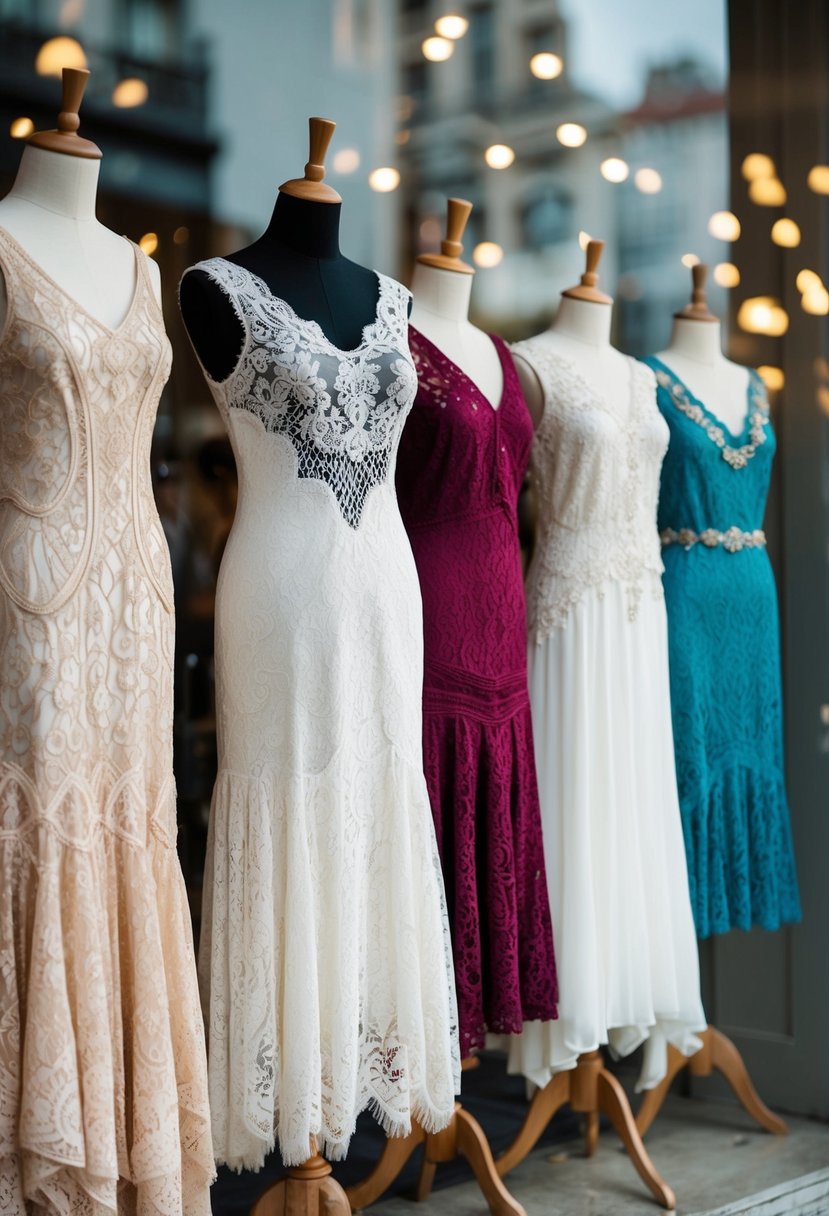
top-left (0, 19), bottom-right (211, 142)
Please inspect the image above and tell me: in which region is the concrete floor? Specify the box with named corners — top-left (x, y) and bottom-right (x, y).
top-left (376, 1095), bottom-right (829, 1216)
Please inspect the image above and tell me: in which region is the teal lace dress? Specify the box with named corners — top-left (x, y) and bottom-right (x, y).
top-left (644, 357), bottom-right (801, 939)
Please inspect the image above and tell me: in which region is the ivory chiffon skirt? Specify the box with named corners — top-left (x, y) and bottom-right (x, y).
top-left (498, 582), bottom-right (706, 1089)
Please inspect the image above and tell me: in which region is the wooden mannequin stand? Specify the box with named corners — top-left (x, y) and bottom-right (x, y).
top-left (636, 1025), bottom-right (787, 1138)
top-left (495, 1052), bottom-right (676, 1211)
top-left (346, 1061), bottom-right (526, 1215)
top-left (250, 1138), bottom-right (351, 1216)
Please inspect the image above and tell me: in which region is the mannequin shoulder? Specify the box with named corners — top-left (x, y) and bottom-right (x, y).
top-left (179, 266), bottom-right (246, 383)
top-left (511, 347), bottom-right (546, 429)
top-left (141, 251), bottom-right (162, 306)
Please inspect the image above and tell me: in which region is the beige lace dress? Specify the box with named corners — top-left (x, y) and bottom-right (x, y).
top-left (0, 228), bottom-right (213, 1216)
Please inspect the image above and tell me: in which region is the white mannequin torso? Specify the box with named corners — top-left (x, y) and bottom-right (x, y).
top-left (0, 145), bottom-right (160, 333)
top-left (513, 295), bottom-right (630, 427)
top-left (654, 318), bottom-right (750, 435)
top-left (409, 263), bottom-right (503, 408)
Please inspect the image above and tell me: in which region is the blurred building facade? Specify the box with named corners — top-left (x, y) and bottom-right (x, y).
top-left (396, 1), bottom-right (729, 353)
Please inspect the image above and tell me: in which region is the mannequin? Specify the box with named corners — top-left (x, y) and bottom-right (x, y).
top-left (179, 117), bottom-right (381, 381)
top-left (653, 264), bottom-right (750, 436)
top-left (409, 198), bottom-right (503, 406)
top-left (0, 68), bottom-right (159, 331)
top-left (513, 240), bottom-right (626, 426)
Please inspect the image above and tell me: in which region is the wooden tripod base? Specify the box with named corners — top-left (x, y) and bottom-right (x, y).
top-left (346, 1103), bottom-right (526, 1215)
top-left (496, 1051), bottom-right (676, 1211)
top-left (636, 1025), bottom-right (788, 1138)
top-left (251, 1147), bottom-right (351, 1216)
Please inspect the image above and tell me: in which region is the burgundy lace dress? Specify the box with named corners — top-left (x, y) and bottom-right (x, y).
top-left (396, 327), bottom-right (558, 1057)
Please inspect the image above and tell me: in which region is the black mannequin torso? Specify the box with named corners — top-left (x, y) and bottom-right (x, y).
top-left (180, 192), bottom-right (385, 382)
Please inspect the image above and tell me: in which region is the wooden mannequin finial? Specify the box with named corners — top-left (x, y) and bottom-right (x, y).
top-left (417, 197), bottom-right (475, 275)
top-left (28, 67), bottom-right (102, 160)
top-left (562, 239), bottom-right (613, 304)
top-left (674, 263), bottom-right (718, 322)
top-left (279, 116), bottom-right (342, 204)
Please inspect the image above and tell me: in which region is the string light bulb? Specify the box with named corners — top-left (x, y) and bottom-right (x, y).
top-left (556, 123), bottom-right (587, 148)
top-left (35, 36), bottom-right (87, 75)
top-left (484, 143), bottom-right (515, 169)
top-left (708, 211), bottom-right (741, 241)
top-left (434, 13), bottom-right (468, 39)
top-left (771, 218), bottom-right (801, 248)
top-left (742, 153), bottom-right (776, 181)
top-left (422, 35), bottom-right (454, 61)
top-left (473, 242), bottom-right (504, 268)
top-left (634, 168), bottom-right (662, 194)
top-left (600, 157), bottom-right (629, 183)
top-left (714, 262), bottom-right (740, 287)
top-left (530, 52), bottom-right (563, 80)
top-left (368, 167), bottom-right (400, 192)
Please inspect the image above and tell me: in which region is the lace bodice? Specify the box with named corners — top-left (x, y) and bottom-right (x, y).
top-left (515, 337), bottom-right (668, 639)
top-left (185, 257), bottom-right (417, 529)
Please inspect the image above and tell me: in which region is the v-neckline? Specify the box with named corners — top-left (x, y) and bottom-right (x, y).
top-left (0, 224), bottom-right (142, 337)
top-left (218, 256), bottom-right (388, 359)
top-left (647, 354), bottom-right (757, 444)
top-left (408, 323), bottom-right (507, 413)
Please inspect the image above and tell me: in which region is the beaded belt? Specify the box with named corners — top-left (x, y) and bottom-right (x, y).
top-left (660, 526), bottom-right (766, 552)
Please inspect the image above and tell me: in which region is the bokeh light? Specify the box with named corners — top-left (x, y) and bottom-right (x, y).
top-left (473, 242), bottom-right (504, 268)
top-left (634, 168), bottom-right (663, 194)
top-left (714, 262), bottom-right (740, 287)
top-left (530, 52), bottom-right (563, 80)
top-left (485, 143), bottom-right (515, 169)
top-left (9, 117), bottom-right (34, 139)
top-left (368, 167), bottom-right (400, 192)
top-left (557, 123), bottom-right (587, 148)
top-left (422, 36), bottom-right (453, 61)
top-left (35, 36), bottom-right (87, 76)
top-left (708, 211), bottom-right (741, 241)
top-left (112, 78), bottom-right (148, 108)
top-left (600, 157), bottom-right (629, 183)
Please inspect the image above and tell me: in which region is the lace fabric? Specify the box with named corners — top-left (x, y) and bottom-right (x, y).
top-left (502, 338), bottom-right (706, 1089)
top-left (396, 328), bottom-right (558, 1058)
top-left (0, 228), bottom-right (213, 1215)
top-left (514, 340), bottom-right (667, 638)
top-left (182, 259), bottom-right (460, 1168)
top-left (188, 258), bottom-right (417, 529)
top-left (645, 356), bottom-right (801, 937)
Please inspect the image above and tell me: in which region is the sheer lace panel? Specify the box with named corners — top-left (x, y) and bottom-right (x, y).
top-left (186, 258), bottom-right (417, 529)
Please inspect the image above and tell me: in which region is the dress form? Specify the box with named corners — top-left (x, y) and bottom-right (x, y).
top-left (409, 198), bottom-right (503, 406)
top-left (0, 68), bottom-right (157, 332)
top-left (180, 117), bottom-right (381, 382)
top-left (654, 265), bottom-right (750, 435)
top-left (513, 240), bottom-right (626, 426)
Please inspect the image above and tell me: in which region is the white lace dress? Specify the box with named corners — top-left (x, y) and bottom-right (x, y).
top-left (185, 258), bottom-right (460, 1170)
top-left (502, 339), bottom-right (706, 1090)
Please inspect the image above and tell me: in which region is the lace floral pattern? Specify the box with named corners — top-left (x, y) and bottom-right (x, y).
top-left (646, 357), bottom-right (801, 937)
top-left (182, 260), bottom-right (460, 1168)
top-left (186, 258), bottom-right (417, 529)
top-left (396, 329), bottom-right (558, 1058)
top-left (0, 228), bottom-right (213, 1215)
top-left (514, 340), bottom-right (668, 639)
